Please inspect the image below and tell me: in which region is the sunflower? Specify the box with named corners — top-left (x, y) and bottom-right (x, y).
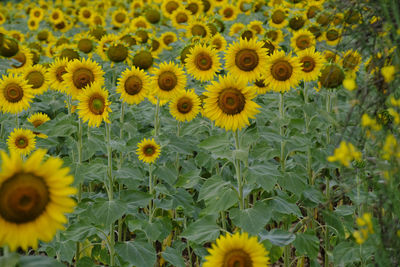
top-left (290, 29), bottom-right (315, 51)
top-left (229, 23), bottom-right (245, 36)
top-left (151, 61), bottom-right (187, 100)
top-left (30, 7), bottom-right (44, 21)
top-left (0, 149), bottom-right (76, 251)
top-left (63, 58), bottom-right (105, 99)
top-left (147, 92), bottom-right (169, 107)
top-left (185, 43), bottom-right (221, 82)
top-left (23, 64), bottom-right (48, 95)
top-left (90, 12), bottom-right (106, 27)
top-left (238, 0), bottom-right (252, 15)
top-left (135, 29), bottom-right (151, 44)
top-left (224, 38), bottom-right (268, 83)
top-left (160, 31), bottom-right (178, 50)
top-left (97, 34), bottom-right (119, 61)
top-left (249, 20), bottom-right (265, 35)
top-left (78, 7), bottom-right (93, 24)
top-left (169, 89), bottom-right (201, 122)
top-left (171, 7), bottom-right (192, 29)
top-left (324, 28), bottom-right (342, 46)
top-left (219, 4), bottom-right (238, 21)
top-left (186, 20), bottom-right (211, 39)
top-left (7, 128), bottom-right (36, 156)
top-left (264, 29), bottom-right (284, 45)
top-left (319, 63), bottom-right (345, 89)
top-left (56, 44), bottom-right (80, 61)
top-left (132, 49), bottom-right (154, 71)
top-left (264, 50), bottom-right (302, 93)
top-left (185, 0), bottom-right (203, 16)
top-left (136, 138), bottom-right (161, 164)
top-left (203, 75), bottom-right (260, 131)
top-left (27, 112), bottom-right (50, 138)
top-left (297, 47), bottom-right (325, 82)
top-left (46, 57), bottom-right (69, 93)
top-left (340, 49), bottom-right (362, 72)
top-left (145, 7), bottom-right (161, 24)
top-left (306, 1), bottom-right (322, 19)
top-left (0, 74), bottom-right (34, 114)
top-left (150, 37), bottom-right (164, 56)
top-left (7, 30), bottom-right (25, 43)
top-left (288, 11), bottom-right (308, 32)
top-left (77, 82), bottom-right (111, 128)
top-left (204, 232), bottom-right (270, 267)
top-left (106, 40), bottom-right (131, 66)
top-left (131, 16), bottom-right (151, 30)
top-left (252, 75), bottom-right (271, 95)
top-left (7, 45), bottom-right (33, 74)
top-left (111, 8), bottom-right (129, 28)
top-left (117, 66), bottom-right (150, 105)
top-left (269, 7), bottom-right (288, 29)
top-left (161, 0), bottom-right (181, 18)
top-left (75, 33), bottom-right (96, 55)
top-left (49, 8), bottom-right (64, 24)
top-left (208, 33), bottom-right (227, 52)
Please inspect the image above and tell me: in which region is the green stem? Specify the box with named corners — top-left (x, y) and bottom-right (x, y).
top-left (284, 218), bottom-right (291, 267)
top-left (220, 211), bottom-right (227, 230)
top-left (148, 164), bottom-right (154, 223)
top-left (325, 177), bottom-right (330, 267)
top-left (105, 123), bottom-right (113, 201)
top-left (304, 84), bottom-right (312, 182)
top-left (109, 224), bottom-right (115, 267)
top-left (66, 95), bottom-right (72, 115)
top-left (326, 90), bottom-right (332, 144)
top-left (280, 93), bottom-right (286, 172)
top-left (75, 119), bottom-right (83, 265)
top-left (175, 121), bottom-right (181, 172)
top-left (117, 103), bottom-right (125, 241)
top-left (184, 218), bottom-right (192, 267)
top-left (3, 245), bottom-right (9, 257)
top-left (154, 97), bottom-right (160, 137)
top-left (234, 130), bottom-right (244, 210)
top-left (15, 113), bottom-right (19, 128)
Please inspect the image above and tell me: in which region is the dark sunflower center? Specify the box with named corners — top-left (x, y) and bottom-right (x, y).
top-left (235, 49), bottom-right (259, 71)
top-left (319, 64), bottom-right (345, 88)
top-left (52, 12), bottom-right (59, 20)
top-left (295, 35), bottom-right (311, 50)
top-left (343, 54), bottom-right (359, 70)
top-left (271, 60), bottom-right (293, 81)
top-left (16, 136), bottom-right (28, 148)
top-left (82, 10), bottom-right (91, 18)
top-left (158, 71), bottom-right (177, 91)
top-left (255, 79), bottom-right (266, 88)
top-left (186, 3), bottom-right (199, 14)
top-left (177, 97), bottom-right (193, 114)
top-left (223, 249), bottom-right (253, 267)
top-left (163, 35), bottom-right (174, 45)
top-left (202, 0), bottom-right (211, 12)
top-left (72, 68), bottom-right (94, 89)
top-left (107, 44), bottom-right (128, 62)
top-left (55, 66), bottom-right (67, 82)
top-left (176, 12), bottom-right (188, 23)
top-left (133, 51), bottom-right (153, 70)
top-left (307, 6), bottom-right (319, 19)
top-left (326, 30), bottom-right (339, 41)
top-left (78, 39), bottom-right (93, 53)
top-left (289, 17), bottom-right (305, 30)
top-left (195, 52), bottom-right (212, 71)
top-left (165, 1), bottom-right (179, 14)
top-left (32, 119), bottom-right (44, 128)
top-left (60, 48), bottom-right (79, 61)
top-left (152, 40), bottom-right (160, 51)
top-left (34, 11), bottom-right (41, 17)
top-left (266, 30), bottom-right (278, 41)
top-left (191, 25), bottom-right (207, 37)
top-left (0, 173), bottom-right (49, 224)
top-left (241, 30), bottom-right (254, 41)
top-left (218, 87), bottom-right (246, 115)
top-left (143, 145), bottom-right (155, 156)
top-left (11, 51), bottom-right (26, 68)
top-left (115, 12), bottom-right (126, 23)
top-left (26, 71), bottom-right (44, 89)
top-left (121, 35), bottom-right (137, 46)
top-left (89, 95), bottom-right (105, 115)
top-left (4, 83), bottom-right (24, 103)
top-left (212, 39), bottom-right (222, 50)
top-left (30, 20), bottom-right (36, 27)
top-left (262, 40), bottom-right (275, 56)
top-left (317, 13), bottom-right (330, 26)
top-left (308, 26), bottom-right (322, 39)
top-left (272, 10), bottom-right (286, 24)
top-left (300, 56), bottom-right (316, 72)
top-left (223, 8), bottom-right (233, 18)
top-left (125, 75), bottom-right (142, 95)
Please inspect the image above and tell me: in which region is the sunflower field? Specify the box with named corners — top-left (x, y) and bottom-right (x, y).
top-left (0, 0), bottom-right (399, 266)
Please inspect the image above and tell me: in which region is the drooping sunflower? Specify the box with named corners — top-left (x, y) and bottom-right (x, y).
top-left (208, 33), bottom-right (227, 52)
top-left (229, 23), bottom-right (245, 36)
top-left (340, 49), bottom-right (362, 72)
top-left (324, 28), bottom-right (342, 46)
top-left (169, 89), bottom-right (201, 122)
top-left (297, 47), bottom-right (325, 82)
top-left (0, 74), bottom-right (34, 114)
top-left (185, 43), bottom-right (221, 82)
top-left (269, 7), bottom-right (289, 29)
top-left (106, 40), bottom-right (131, 66)
top-left (63, 58), bottom-right (105, 99)
top-left (46, 57), bottom-right (69, 93)
top-left (23, 64), bottom-right (48, 95)
top-left (203, 75), bottom-right (260, 131)
top-left (261, 39), bottom-right (278, 56)
top-left (7, 45), bottom-right (33, 74)
top-left (160, 31), bottom-right (178, 50)
top-left (290, 29), bottom-right (316, 51)
top-left (132, 49), bottom-right (154, 71)
top-left (27, 112), bottom-right (50, 138)
top-left (204, 232), bottom-right (270, 267)
top-left (0, 149), bottom-right (76, 251)
top-left (136, 138), bottom-right (161, 164)
top-left (264, 50), bottom-right (302, 93)
top-left (252, 75), bottom-right (271, 95)
top-left (224, 38), bottom-right (268, 83)
top-left (7, 128), bottom-right (36, 156)
top-left (151, 61), bottom-right (187, 100)
top-left (77, 81), bottom-right (111, 128)
top-left (264, 29), bottom-right (284, 45)
top-left (117, 66), bottom-right (150, 105)
top-left (185, 0), bottom-right (204, 16)
top-left (287, 11), bottom-right (308, 32)
top-left (319, 63), bottom-right (345, 89)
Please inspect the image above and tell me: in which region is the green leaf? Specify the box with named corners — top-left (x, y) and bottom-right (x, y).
top-left (19, 256), bottom-right (65, 267)
top-left (202, 187), bottom-right (237, 215)
top-left (76, 257), bottom-right (96, 267)
top-left (230, 202), bottom-right (272, 235)
top-left (322, 210), bottom-right (345, 239)
top-left (198, 176), bottom-right (229, 201)
top-left (293, 233), bottom-right (319, 259)
top-left (154, 165), bottom-right (178, 185)
top-left (198, 132), bottom-right (231, 151)
top-left (115, 241), bottom-right (157, 267)
top-left (120, 190), bottom-right (152, 209)
top-left (259, 229), bottom-right (296, 247)
top-left (181, 215), bottom-right (220, 244)
top-left (90, 199), bottom-right (127, 227)
top-left (0, 253), bottom-right (19, 267)
top-left (175, 169), bottom-right (202, 189)
top-left (279, 172), bottom-right (306, 196)
top-left (161, 247), bottom-right (186, 267)
top-left (246, 164), bottom-right (278, 192)
top-left (270, 197), bottom-right (302, 217)
top-left (332, 242), bottom-right (360, 266)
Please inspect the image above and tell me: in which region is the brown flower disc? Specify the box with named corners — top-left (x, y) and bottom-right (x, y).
top-left (124, 76), bottom-right (142, 95)
top-left (4, 83), bottom-right (24, 103)
top-left (72, 68), bottom-right (94, 89)
top-left (271, 60), bottom-right (293, 81)
top-left (177, 97), bottom-right (193, 114)
top-left (107, 44), bottom-right (128, 62)
top-left (300, 56), bottom-right (316, 72)
top-left (218, 87), bottom-right (246, 115)
top-left (272, 10), bottom-right (286, 24)
top-left (235, 49), bottom-right (259, 72)
top-left (89, 94), bottom-right (105, 115)
top-left (158, 71), bottom-right (177, 91)
top-left (78, 39), bottom-right (93, 53)
top-left (195, 52), bottom-right (212, 71)
top-left (26, 71), bottom-right (44, 89)
top-left (224, 249), bottom-right (252, 267)
top-left (296, 35), bottom-right (312, 50)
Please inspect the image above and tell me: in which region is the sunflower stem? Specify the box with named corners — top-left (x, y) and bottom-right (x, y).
top-left (279, 92), bottom-right (286, 172)
top-left (105, 122), bottom-right (113, 201)
top-left (3, 245), bottom-right (9, 257)
top-left (175, 121), bottom-right (181, 172)
top-left (324, 176), bottom-right (330, 267)
top-left (75, 118), bottom-right (83, 266)
top-left (119, 102), bottom-right (125, 169)
top-left (15, 113), bottom-right (19, 128)
top-left (234, 130), bottom-right (244, 210)
top-left (326, 90), bottom-right (332, 144)
top-left (66, 95), bottom-right (72, 115)
top-left (154, 97), bottom-right (160, 137)
top-left (148, 163), bottom-right (154, 223)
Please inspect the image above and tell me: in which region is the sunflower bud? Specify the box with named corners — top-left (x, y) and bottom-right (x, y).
top-left (0, 37), bottom-right (19, 58)
top-left (319, 64), bottom-right (345, 89)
